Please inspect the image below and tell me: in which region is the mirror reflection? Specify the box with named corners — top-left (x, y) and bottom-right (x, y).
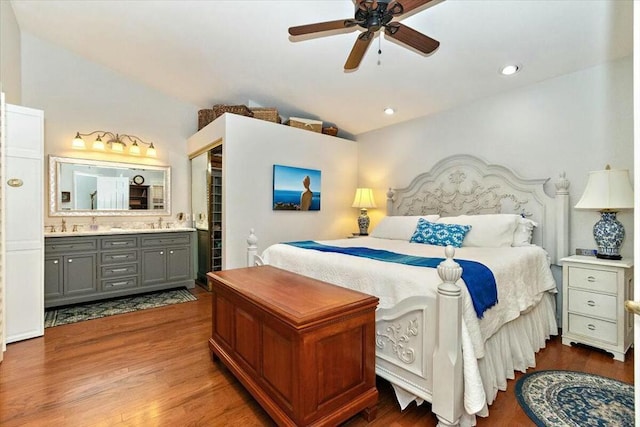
top-left (49, 156), bottom-right (171, 216)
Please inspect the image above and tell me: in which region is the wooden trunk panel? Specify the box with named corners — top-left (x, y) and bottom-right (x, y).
top-left (262, 324), bottom-right (294, 404)
top-left (316, 326), bottom-right (364, 405)
top-left (214, 295), bottom-right (233, 347)
top-left (235, 307), bottom-right (259, 371)
top-left (208, 266), bottom-right (379, 426)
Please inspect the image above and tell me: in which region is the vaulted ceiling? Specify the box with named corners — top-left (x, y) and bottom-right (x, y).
top-left (10, 0), bottom-right (633, 137)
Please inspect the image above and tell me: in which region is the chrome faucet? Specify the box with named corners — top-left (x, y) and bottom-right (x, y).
top-left (158, 217), bottom-right (163, 228)
top-left (61, 219), bottom-right (67, 233)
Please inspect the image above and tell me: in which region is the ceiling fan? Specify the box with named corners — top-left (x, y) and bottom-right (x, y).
top-left (288, 0), bottom-right (441, 71)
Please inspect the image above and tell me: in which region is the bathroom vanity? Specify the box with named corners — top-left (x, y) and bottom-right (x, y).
top-left (45, 229), bottom-right (195, 308)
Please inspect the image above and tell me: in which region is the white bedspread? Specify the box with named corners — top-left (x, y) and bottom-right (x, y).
top-left (263, 237), bottom-right (556, 353)
top-left (262, 237), bottom-right (557, 418)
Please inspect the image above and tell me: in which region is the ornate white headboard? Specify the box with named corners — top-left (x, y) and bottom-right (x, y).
top-left (386, 154), bottom-right (570, 264)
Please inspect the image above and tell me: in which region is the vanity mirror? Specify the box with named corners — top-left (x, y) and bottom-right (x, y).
top-left (49, 156), bottom-right (171, 216)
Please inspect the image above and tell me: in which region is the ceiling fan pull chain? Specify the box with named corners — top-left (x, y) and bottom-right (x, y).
top-left (377, 34), bottom-right (382, 65)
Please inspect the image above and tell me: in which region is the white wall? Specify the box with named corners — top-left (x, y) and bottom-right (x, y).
top-left (0, 1), bottom-right (21, 104)
top-left (357, 57), bottom-right (634, 259)
top-left (20, 32), bottom-right (200, 227)
top-left (188, 114), bottom-right (358, 269)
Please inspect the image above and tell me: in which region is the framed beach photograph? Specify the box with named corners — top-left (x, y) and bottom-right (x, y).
top-left (273, 165), bottom-right (321, 211)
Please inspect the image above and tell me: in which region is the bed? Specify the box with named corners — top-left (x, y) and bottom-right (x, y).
top-left (246, 155), bottom-right (571, 426)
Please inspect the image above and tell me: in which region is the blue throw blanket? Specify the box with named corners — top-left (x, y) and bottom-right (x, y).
top-left (285, 241), bottom-right (498, 318)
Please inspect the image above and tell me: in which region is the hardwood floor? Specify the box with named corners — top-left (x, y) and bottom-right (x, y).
top-left (1, 286), bottom-right (633, 426)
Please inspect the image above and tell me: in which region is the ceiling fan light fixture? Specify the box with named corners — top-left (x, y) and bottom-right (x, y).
top-left (384, 107), bottom-right (395, 115)
top-left (500, 64), bottom-right (520, 76)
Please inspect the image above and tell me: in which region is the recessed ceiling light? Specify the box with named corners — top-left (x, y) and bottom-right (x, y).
top-left (384, 107), bottom-right (395, 115)
top-left (500, 64), bottom-right (520, 76)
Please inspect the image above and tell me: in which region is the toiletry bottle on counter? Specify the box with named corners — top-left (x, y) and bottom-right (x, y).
top-left (90, 217), bottom-right (98, 231)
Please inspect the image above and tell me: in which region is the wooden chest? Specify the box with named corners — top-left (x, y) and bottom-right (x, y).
top-left (207, 266), bottom-right (379, 426)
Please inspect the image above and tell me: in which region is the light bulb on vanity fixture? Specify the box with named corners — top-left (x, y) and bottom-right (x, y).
top-left (352, 188), bottom-right (377, 235)
top-left (574, 165), bottom-right (634, 260)
top-left (70, 130), bottom-right (158, 158)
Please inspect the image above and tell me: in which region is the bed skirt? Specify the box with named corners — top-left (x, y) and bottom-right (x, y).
top-left (478, 292), bottom-right (558, 405)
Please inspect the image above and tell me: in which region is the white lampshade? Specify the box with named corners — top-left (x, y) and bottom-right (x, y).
top-left (129, 141), bottom-right (141, 155)
top-left (146, 143), bottom-right (157, 158)
top-left (92, 136), bottom-right (105, 151)
top-left (111, 141), bottom-right (125, 153)
top-left (575, 167), bottom-right (634, 210)
top-left (71, 133), bottom-right (86, 149)
top-left (352, 188), bottom-right (377, 209)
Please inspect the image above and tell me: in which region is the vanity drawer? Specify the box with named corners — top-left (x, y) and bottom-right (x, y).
top-left (102, 276), bottom-right (138, 292)
top-left (141, 233), bottom-right (191, 247)
top-left (100, 263), bottom-right (138, 278)
top-left (46, 238), bottom-right (98, 253)
top-left (101, 236), bottom-right (138, 250)
top-left (567, 288), bottom-right (617, 321)
top-left (567, 266), bottom-right (617, 294)
top-left (101, 250), bottom-right (138, 264)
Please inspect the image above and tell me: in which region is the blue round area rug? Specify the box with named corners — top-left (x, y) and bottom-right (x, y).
top-left (515, 370), bottom-right (634, 427)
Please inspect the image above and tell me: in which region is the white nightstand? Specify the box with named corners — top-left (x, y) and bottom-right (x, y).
top-left (561, 255), bottom-right (634, 361)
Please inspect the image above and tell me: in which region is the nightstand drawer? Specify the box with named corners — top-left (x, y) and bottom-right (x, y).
top-left (568, 266), bottom-right (617, 294)
top-left (568, 289), bottom-right (617, 320)
top-left (568, 313), bottom-right (617, 344)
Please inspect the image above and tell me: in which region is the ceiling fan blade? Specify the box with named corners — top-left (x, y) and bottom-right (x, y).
top-left (344, 32), bottom-right (374, 70)
top-left (385, 23), bottom-right (439, 54)
top-left (288, 19), bottom-right (351, 36)
top-left (396, 0), bottom-right (435, 15)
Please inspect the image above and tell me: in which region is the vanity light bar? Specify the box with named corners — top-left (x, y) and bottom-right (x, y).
top-left (71, 131), bottom-right (157, 158)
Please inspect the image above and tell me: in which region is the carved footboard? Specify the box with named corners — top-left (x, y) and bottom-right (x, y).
top-left (375, 296), bottom-right (436, 402)
top-left (246, 230), bottom-right (465, 426)
top-left (375, 247), bottom-right (464, 427)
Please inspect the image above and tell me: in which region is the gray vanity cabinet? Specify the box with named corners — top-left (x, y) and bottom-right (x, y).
top-left (141, 233), bottom-right (192, 286)
top-left (45, 238), bottom-right (98, 307)
top-left (45, 231), bottom-right (194, 308)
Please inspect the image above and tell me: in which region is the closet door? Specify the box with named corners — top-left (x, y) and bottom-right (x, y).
top-left (5, 104), bottom-right (44, 343)
top-left (0, 92), bottom-right (5, 358)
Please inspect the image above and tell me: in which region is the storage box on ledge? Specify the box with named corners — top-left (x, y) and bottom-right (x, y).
top-left (288, 117), bottom-right (323, 133)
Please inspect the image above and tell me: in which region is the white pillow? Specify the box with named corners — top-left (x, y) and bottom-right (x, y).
top-left (512, 217), bottom-right (538, 246)
top-left (370, 215), bottom-right (440, 240)
top-left (437, 214), bottom-right (519, 247)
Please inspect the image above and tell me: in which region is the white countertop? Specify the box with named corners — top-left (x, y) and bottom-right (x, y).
top-left (45, 227), bottom-right (196, 238)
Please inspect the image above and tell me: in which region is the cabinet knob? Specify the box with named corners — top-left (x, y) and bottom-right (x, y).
top-left (68, 259), bottom-right (73, 263)
top-left (7, 178), bottom-right (23, 187)
top-left (160, 251), bottom-right (164, 255)
top-left (587, 300), bottom-right (596, 307)
top-left (53, 260), bottom-right (59, 264)
top-left (587, 276), bottom-right (596, 282)
top-left (587, 324), bottom-right (596, 331)
top-left (170, 250), bottom-right (174, 254)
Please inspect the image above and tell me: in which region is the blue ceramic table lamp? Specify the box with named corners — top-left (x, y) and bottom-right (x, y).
top-left (575, 166), bottom-right (634, 260)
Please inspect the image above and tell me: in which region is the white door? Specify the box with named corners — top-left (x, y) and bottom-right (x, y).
top-left (4, 104), bottom-right (44, 343)
top-left (632, 3), bottom-right (639, 425)
top-left (96, 176), bottom-right (129, 210)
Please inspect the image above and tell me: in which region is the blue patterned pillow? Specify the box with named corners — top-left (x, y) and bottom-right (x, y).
top-left (410, 218), bottom-right (472, 248)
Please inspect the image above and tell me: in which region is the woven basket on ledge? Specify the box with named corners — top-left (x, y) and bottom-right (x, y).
top-left (198, 105), bottom-right (254, 130)
top-left (198, 109), bottom-right (217, 130)
top-left (251, 107), bottom-right (281, 123)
